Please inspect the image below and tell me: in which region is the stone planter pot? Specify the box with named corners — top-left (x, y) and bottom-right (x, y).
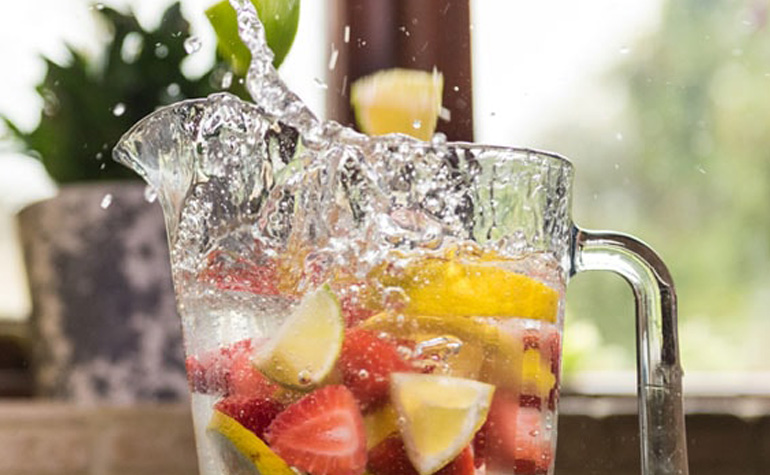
top-left (17, 182), bottom-right (187, 403)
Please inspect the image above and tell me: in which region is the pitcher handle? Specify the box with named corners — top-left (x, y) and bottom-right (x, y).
top-left (570, 228), bottom-right (689, 475)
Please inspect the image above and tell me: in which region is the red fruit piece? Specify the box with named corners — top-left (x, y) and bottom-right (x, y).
top-left (200, 250), bottom-right (279, 295)
top-left (185, 339), bottom-right (276, 397)
top-left (367, 436), bottom-right (475, 475)
top-left (266, 385), bottom-right (367, 475)
top-left (338, 328), bottom-right (412, 410)
top-left (214, 395), bottom-right (284, 440)
top-left (485, 391), bottom-right (553, 475)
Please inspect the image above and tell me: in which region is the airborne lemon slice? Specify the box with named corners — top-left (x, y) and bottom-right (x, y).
top-left (390, 373), bottom-right (494, 475)
top-left (254, 285), bottom-right (343, 390)
top-left (208, 410), bottom-right (294, 475)
top-left (375, 256), bottom-right (559, 322)
top-left (351, 68), bottom-right (444, 141)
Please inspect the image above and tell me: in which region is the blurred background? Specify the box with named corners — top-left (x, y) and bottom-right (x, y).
top-left (1, 0), bottom-right (769, 396)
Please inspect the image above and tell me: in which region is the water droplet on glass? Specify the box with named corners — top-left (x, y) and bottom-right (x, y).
top-left (154, 43), bottom-right (169, 58)
top-left (412, 120), bottom-right (422, 130)
top-left (313, 77), bottom-right (328, 90)
top-left (144, 185), bottom-right (158, 203)
top-left (221, 71), bottom-right (234, 89)
top-left (100, 194), bottom-right (113, 209)
top-left (184, 36), bottom-right (202, 54)
top-left (112, 103), bottom-right (126, 117)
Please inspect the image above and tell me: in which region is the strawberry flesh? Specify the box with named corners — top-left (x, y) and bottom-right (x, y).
top-left (214, 395), bottom-right (284, 440)
top-left (485, 391), bottom-right (553, 474)
top-left (266, 385), bottom-right (367, 475)
top-left (185, 339), bottom-right (276, 398)
top-left (338, 328), bottom-right (412, 410)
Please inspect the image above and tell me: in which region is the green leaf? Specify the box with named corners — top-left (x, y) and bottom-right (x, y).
top-left (206, 0), bottom-right (300, 73)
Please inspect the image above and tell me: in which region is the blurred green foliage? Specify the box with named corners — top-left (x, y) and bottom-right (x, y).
top-left (2, 3), bottom-right (247, 183)
top-left (559, 0), bottom-right (770, 372)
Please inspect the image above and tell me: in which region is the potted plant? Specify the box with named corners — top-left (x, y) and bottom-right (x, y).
top-left (4, 3), bottom-right (240, 402)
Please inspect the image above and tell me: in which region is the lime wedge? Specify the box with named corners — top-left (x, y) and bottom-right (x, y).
top-left (208, 409), bottom-right (294, 475)
top-left (390, 372), bottom-right (494, 475)
top-left (206, 0), bottom-right (300, 72)
top-left (351, 68), bottom-right (444, 141)
top-left (254, 285), bottom-right (344, 390)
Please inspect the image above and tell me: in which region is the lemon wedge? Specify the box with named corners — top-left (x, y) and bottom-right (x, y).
top-left (351, 68), bottom-right (444, 141)
top-left (208, 409), bottom-right (294, 475)
top-left (254, 285), bottom-right (343, 390)
top-left (390, 373), bottom-right (494, 475)
top-left (374, 255), bottom-right (559, 322)
top-left (363, 403), bottom-right (400, 450)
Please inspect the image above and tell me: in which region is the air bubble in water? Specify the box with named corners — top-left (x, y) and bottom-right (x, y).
top-left (100, 194), bottom-right (113, 209)
top-left (112, 103), bottom-right (126, 116)
top-left (297, 369), bottom-right (312, 386)
top-left (184, 36), bottom-right (202, 54)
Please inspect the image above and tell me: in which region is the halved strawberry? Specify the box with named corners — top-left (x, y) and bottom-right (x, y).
top-left (485, 391), bottom-right (553, 474)
top-left (214, 395), bottom-right (285, 440)
top-left (338, 328), bottom-right (412, 410)
top-left (200, 249), bottom-right (279, 295)
top-left (367, 436), bottom-right (475, 475)
top-left (266, 385), bottom-right (367, 475)
top-left (185, 339), bottom-right (276, 397)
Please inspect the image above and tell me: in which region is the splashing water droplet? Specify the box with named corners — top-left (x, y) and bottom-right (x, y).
top-left (166, 83), bottom-right (181, 97)
top-left (93, 3), bottom-right (105, 10)
top-left (439, 107), bottom-right (451, 122)
top-left (344, 25), bottom-right (351, 43)
top-left (221, 71), bottom-right (234, 89)
top-left (313, 77), bottom-right (328, 90)
top-left (412, 120), bottom-right (422, 130)
top-left (328, 45), bottom-right (339, 71)
top-left (144, 185), bottom-right (158, 203)
top-left (112, 103), bottom-right (126, 116)
top-left (184, 36), bottom-right (202, 54)
top-left (100, 194), bottom-right (113, 209)
top-left (154, 43), bottom-right (169, 58)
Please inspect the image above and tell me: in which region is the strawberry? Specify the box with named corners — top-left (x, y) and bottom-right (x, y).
top-left (485, 390), bottom-right (553, 475)
top-left (200, 250), bottom-right (279, 295)
top-left (367, 436), bottom-right (475, 475)
top-left (338, 328), bottom-right (412, 410)
top-left (266, 385), bottom-right (367, 475)
top-left (214, 395), bottom-right (284, 440)
top-left (185, 339), bottom-right (276, 397)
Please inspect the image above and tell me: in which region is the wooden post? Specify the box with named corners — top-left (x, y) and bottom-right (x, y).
top-left (327, 0), bottom-right (474, 141)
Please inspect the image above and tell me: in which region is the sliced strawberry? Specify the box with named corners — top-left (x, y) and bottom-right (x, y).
top-left (214, 395), bottom-right (284, 440)
top-left (367, 436), bottom-right (475, 475)
top-left (266, 385), bottom-right (367, 475)
top-left (200, 250), bottom-right (279, 295)
top-left (486, 390), bottom-right (553, 474)
top-left (185, 339), bottom-right (276, 397)
top-left (338, 328), bottom-right (412, 410)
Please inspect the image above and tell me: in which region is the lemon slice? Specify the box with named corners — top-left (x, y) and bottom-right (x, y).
top-left (351, 68), bottom-right (444, 141)
top-left (254, 285), bottom-right (343, 390)
top-left (363, 403), bottom-right (400, 450)
top-left (390, 373), bottom-right (494, 475)
top-left (374, 256), bottom-right (559, 322)
top-left (208, 409), bottom-right (294, 475)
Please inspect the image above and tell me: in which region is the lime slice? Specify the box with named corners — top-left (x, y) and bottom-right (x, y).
top-left (206, 0), bottom-right (300, 72)
top-left (390, 373), bottom-right (494, 475)
top-left (373, 255), bottom-right (559, 322)
top-left (208, 409), bottom-right (294, 475)
top-left (351, 68), bottom-right (444, 141)
top-left (254, 285), bottom-right (344, 390)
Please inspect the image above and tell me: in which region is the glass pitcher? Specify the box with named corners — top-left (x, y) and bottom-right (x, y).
top-left (113, 91), bottom-right (688, 474)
